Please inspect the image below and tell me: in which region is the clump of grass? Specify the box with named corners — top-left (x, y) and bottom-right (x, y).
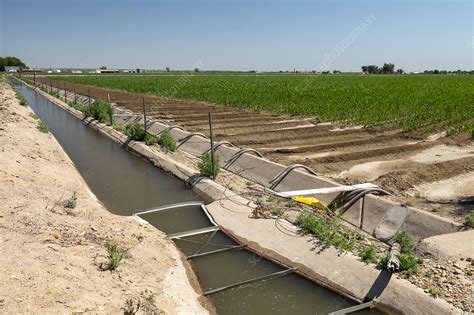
top-left (296, 210), bottom-right (358, 251)
top-left (37, 119), bottom-right (50, 133)
top-left (68, 100), bottom-right (87, 112)
top-left (82, 100), bottom-right (114, 124)
top-left (50, 90), bottom-right (60, 98)
top-left (123, 123), bottom-right (160, 145)
top-left (398, 253), bottom-right (423, 276)
top-left (64, 192), bottom-right (77, 209)
top-left (394, 230), bottom-right (415, 254)
top-left (198, 152), bottom-right (220, 178)
top-left (112, 122), bottom-right (126, 133)
top-left (16, 92), bottom-right (27, 106)
top-left (158, 130), bottom-right (176, 152)
top-left (99, 242), bottom-right (125, 271)
top-left (125, 123), bottom-right (146, 141)
top-left (358, 244), bottom-right (378, 264)
top-left (124, 289), bottom-right (157, 315)
top-left (428, 287), bottom-right (443, 298)
top-left (378, 230), bottom-right (422, 277)
top-left (271, 207), bottom-right (284, 216)
top-left (465, 211), bottom-right (474, 229)
top-left (125, 299), bottom-right (139, 315)
top-left (266, 194), bottom-right (277, 203)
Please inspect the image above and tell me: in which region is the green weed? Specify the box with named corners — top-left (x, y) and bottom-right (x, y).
top-left (64, 192), bottom-right (77, 209)
top-left (358, 244), bottom-right (378, 264)
top-left (271, 208), bottom-right (284, 216)
top-left (37, 119), bottom-right (50, 133)
top-left (198, 152), bottom-right (220, 178)
top-left (158, 130), bottom-right (176, 152)
top-left (82, 100), bottom-right (114, 124)
top-left (99, 243), bottom-right (125, 271)
top-left (428, 287), bottom-right (442, 298)
top-left (465, 211), bottom-right (474, 228)
top-left (398, 253), bottom-right (423, 276)
top-left (394, 230), bottom-right (415, 254)
top-left (125, 123), bottom-right (146, 141)
top-left (124, 289), bottom-right (157, 315)
top-left (296, 211), bottom-right (357, 251)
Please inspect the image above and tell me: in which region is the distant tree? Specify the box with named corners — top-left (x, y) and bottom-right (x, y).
top-left (367, 65), bottom-right (380, 74)
top-left (0, 56), bottom-right (27, 71)
top-left (99, 66), bottom-right (107, 69)
top-left (333, 70), bottom-right (341, 74)
top-left (440, 70), bottom-right (447, 75)
top-left (361, 66), bottom-right (369, 74)
top-left (396, 68), bottom-right (404, 74)
top-left (194, 67), bottom-right (200, 73)
top-left (165, 67), bottom-right (170, 72)
top-left (381, 63), bottom-right (395, 74)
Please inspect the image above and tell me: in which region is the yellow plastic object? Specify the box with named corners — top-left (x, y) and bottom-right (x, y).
top-left (292, 196), bottom-right (328, 210)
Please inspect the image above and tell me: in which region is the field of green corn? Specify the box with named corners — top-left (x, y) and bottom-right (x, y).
top-left (49, 74), bottom-right (474, 136)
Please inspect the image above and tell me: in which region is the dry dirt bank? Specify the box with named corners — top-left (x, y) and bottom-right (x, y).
top-left (0, 81), bottom-right (209, 314)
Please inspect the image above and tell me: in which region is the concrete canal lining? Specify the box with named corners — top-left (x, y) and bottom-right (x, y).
top-left (21, 79), bottom-right (462, 314)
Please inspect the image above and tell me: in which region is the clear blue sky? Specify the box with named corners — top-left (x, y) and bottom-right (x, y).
top-left (0, 0), bottom-right (472, 71)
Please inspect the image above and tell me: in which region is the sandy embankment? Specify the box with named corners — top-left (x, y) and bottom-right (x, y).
top-left (0, 81), bottom-right (209, 314)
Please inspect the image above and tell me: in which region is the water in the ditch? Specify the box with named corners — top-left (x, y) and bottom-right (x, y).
top-left (16, 81), bottom-right (382, 314)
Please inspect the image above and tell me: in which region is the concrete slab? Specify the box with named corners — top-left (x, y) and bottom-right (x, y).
top-left (418, 230), bottom-right (474, 261)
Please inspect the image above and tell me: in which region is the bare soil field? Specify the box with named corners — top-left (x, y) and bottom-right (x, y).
top-left (41, 78), bottom-right (474, 223)
top-left (0, 81), bottom-right (209, 313)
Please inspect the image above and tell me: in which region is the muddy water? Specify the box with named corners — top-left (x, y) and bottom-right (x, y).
top-left (16, 81), bottom-right (381, 315)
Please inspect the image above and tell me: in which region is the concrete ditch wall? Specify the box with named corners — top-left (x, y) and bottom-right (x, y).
top-left (25, 80), bottom-right (462, 314)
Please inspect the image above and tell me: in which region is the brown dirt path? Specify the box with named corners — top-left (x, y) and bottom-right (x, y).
top-left (0, 80), bottom-right (209, 313)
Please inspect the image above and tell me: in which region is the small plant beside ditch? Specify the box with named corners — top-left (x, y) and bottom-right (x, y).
top-left (82, 100), bottom-right (114, 125)
top-left (37, 119), bottom-right (50, 133)
top-left (296, 210), bottom-right (358, 251)
top-left (16, 91), bottom-right (27, 106)
top-left (99, 242), bottom-right (126, 271)
top-left (465, 211), bottom-right (474, 229)
top-left (377, 230), bottom-right (422, 276)
top-left (6, 78), bottom-right (28, 106)
top-left (271, 207), bottom-right (284, 217)
top-left (123, 123), bottom-right (160, 145)
top-left (124, 289), bottom-right (158, 315)
top-left (67, 100), bottom-right (87, 112)
top-left (428, 287), bottom-right (443, 298)
top-left (393, 230), bottom-right (415, 254)
top-left (158, 130), bottom-right (176, 152)
top-left (198, 152), bottom-right (220, 178)
top-left (358, 244), bottom-right (378, 264)
top-left (64, 192), bottom-right (77, 209)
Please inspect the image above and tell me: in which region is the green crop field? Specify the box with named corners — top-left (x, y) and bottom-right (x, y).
top-left (49, 74), bottom-right (474, 136)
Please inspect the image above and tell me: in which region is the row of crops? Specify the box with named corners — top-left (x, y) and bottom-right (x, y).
top-left (48, 74), bottom-right (474, 136)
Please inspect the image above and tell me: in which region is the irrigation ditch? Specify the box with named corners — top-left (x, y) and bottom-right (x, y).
top-left (15, 77), bottom-right (465, 314)
top-left (13, 80), bottom-right (383, 314)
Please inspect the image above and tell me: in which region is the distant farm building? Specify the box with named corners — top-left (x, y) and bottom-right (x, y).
top-left (4, 66), bottom-right (19, 72)
top-left (95, 69), bottom-right (119, 74)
